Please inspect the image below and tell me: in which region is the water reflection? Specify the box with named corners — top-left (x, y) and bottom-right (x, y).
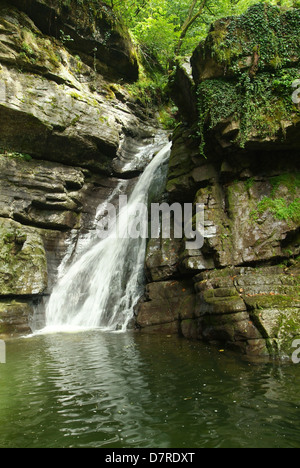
top-left (0, 331), bottom-right (299, 448)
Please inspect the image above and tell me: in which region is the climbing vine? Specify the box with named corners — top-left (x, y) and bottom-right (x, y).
top-left (197, 68), bottom-right (300, 155)
top-left (210, 4), bottom-right (300, 72)
top-left (196, 4), bottom-right (300, 157)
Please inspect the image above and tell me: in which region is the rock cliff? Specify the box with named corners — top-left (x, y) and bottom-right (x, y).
top-left (0, 1), bottom-right (299, 359)
top-left (137, 4), bottom-right (300, 359)
top-left (0, 0), bottom-right (161, 337)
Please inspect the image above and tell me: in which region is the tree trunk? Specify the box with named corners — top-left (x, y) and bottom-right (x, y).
top-left (175, 0), bottom-right (207, 56)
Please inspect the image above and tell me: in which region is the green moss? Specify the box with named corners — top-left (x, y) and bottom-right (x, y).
top-left (69, 91), bottom-right (83, 100)
top-left (270, 173), bottom-right (300, 196)
top-left (158, 107), bottom-right (177, 130)
top-left (245, 294), bottom-right (299, 310)
top-left (255, 197), bottom-right (300, 223)
top-left (21, 42), bottom-right (35, 56)
top-left (0, 151), bottom-right (32, 162)
top-left (70, 115), bottom-right (81, 126)
top-left (250, 173), bottom-right (300, 223)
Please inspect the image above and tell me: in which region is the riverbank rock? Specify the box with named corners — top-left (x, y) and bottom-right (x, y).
top-left (0, 300), bottom-right (33, 339)
top-left (138, 3), bottom-right (300, 359)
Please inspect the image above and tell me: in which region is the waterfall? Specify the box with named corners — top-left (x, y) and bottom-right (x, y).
top-left (43, 141), bottom-right (172, 333)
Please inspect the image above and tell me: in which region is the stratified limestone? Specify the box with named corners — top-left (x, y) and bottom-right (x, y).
top-left (8, 0), bottom-right (139, 81)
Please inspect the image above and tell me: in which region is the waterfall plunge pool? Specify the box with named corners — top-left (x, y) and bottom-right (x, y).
top-left (0, 330), bottom-right (300, 448)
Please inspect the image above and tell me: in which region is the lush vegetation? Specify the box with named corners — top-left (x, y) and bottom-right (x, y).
top-left (107, 0), bottom-right (298, 69)
top-left (104, 1), bottom-right (299, 130)
top-left (196, 3), bottom-right (300, 154)
top-left (197, 67), bottom-right (300, 153)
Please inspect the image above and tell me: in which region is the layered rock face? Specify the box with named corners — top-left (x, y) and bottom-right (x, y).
top-left (137, 4), bottom-right (300, 358)
top-left (0, 1), bottom-right (161, 337)
top-left (0, 1), bottom-right (299, 359)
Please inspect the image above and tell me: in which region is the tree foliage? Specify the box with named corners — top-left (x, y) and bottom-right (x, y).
top-left (107, 0), bottom-right (297, 68)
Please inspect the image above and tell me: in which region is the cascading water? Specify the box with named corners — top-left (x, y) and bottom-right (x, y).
top-left (43, 141), bottom-right (172, 333)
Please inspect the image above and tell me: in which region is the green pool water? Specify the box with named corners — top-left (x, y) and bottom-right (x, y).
top-left (0, 331), bottom-right (299, 448)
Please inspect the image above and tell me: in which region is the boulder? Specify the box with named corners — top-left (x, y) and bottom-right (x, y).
top-left (191, 4), bottom-right (300, 83)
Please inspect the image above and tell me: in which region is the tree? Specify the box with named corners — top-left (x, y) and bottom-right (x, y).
top-left (108, 0), bottom-right (297, 69)
top-left (175, 0), bottom-right (208, 55)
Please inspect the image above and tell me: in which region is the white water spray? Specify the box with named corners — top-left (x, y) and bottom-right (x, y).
top-left (43, 142), bottom-right (172, 333)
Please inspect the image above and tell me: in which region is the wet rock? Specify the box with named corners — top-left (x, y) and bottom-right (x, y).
top-left (136, 280), bottom-right (196, 331)
top-left (195, 265), bottom-right (300, 356)
top-left (0, 300), bottom-right (33, 339)
top-left (0, 4), bottom-right (157, 175)
top-left (0, 218), bottom-right (47, 296)
top-left (0, 64), bottom-right (120, 171)
top-left (0, 2), bottom-right (161, 337)
top-left (145, 237), bottom-right (181, 282)
top-left (0, 155), bottom-right (85, 230)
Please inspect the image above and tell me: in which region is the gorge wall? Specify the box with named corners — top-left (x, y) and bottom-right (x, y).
top-left (0, 1), bottom-right (299, 360)
top-left (137, 4), bottom-right (300, 359)
top-left (0, 0), bottom-right (163, 337)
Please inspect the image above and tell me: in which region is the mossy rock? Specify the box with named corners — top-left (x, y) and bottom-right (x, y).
top-left (199, 294), bottom-right (247, 316)
top-left (9, 0), bottom-right (138, 81)
top-left (0, 218), bottom-right (48, 296)
top-left (244, 294), bottom-right (300, 310)
top-left (192, 4), bottom-right (300, 82)
top-left (193, 4), bottom-right (300, 156)
top-left (251, 307), bottom-right (300, 357)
